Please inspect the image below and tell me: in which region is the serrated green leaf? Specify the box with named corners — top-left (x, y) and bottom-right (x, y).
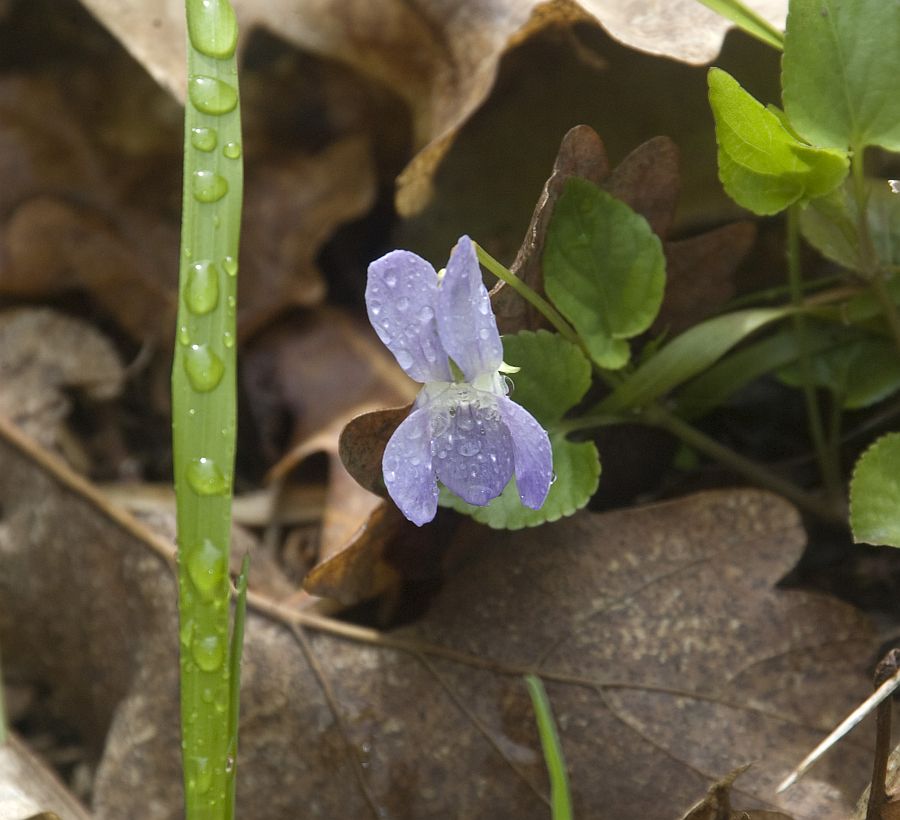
top-left (599, 307), bottom-right (790, 413)
top-left (502, 330), bottom-right (591, 427)
top-left (441, 435), bottom-right (600, 530)
top-left (543, 177), bottom-right (665, 369)
top-left (850, 433), bottom-right (900, 546)
top-left (783, 0), bottom-right (900, 152)
top-left (708, 68), bottom-right (848, 215)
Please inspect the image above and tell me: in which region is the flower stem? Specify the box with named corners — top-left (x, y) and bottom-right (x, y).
top-left (173, 2), bottom-right (244, 818)
top-left (475, 243), bottom-right (580, 346)
top-left (786, 205), bottom-right (842, 502)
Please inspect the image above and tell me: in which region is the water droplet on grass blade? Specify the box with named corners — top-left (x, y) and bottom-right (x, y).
top-left (184, 344), bottom-right (224, 391)
top-left (187, 0), bottom-right (238, 59)
top-left (185, 260), bottom-right (220, 314)
top-left (223, 141), bottom-right (242, 159)
top-left (187, 457), bottom-right (229, 495)
top-left (223, 256), bottom-right (238, 277)
top-left (191, 127), bottom-right (217, 152)
top-left (188, 75), bottom-right (238, 115)
top-left (192, 634), bottom-right (225, 671)
top-left (192, 170), bottom-right (228, 203)
top-left (188, 538), bottom-right (228, 601)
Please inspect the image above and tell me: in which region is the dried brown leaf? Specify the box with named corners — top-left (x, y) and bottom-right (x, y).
top-left (0, 417), bottom-right (874, 819)
top-left (0, 308), bottom-right (123, 456)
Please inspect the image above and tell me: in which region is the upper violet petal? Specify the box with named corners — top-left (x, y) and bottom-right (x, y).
top-left (433, 388), bottom-right (514, 506)
top-left (497, 396), bottom-right (552, 509)
top-left (383, 404), bottom-right (439, 526)
top-left (436, 236), bottom-right (503, 381)
top-left (367, 250), bottom-right (452, 383)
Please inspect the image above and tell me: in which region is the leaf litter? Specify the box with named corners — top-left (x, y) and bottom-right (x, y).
top-left (0, 0), bottom-right (895, 817)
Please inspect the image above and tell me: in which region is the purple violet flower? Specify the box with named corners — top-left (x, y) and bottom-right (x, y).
top-left (366, 235), bottom-right (553, 526)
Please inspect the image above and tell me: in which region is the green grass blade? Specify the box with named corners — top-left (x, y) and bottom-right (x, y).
top-left (525, 675), bottom-right (573, 820)
top-left (224, 554), bottom-right (250, 818)
top-left (174, 1), bottom-right (244, 817)
top-left (695, 0), bottom-right (783, 50)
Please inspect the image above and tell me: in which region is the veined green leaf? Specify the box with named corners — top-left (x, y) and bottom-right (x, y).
top-left (783, 0), bottom-right (900, 151)
top-left (708, 68), bottom-right (848, 215)
top-left (543, 178), bottom-right (665, 370)
top-left (850, 433), bottom-right (900, 546)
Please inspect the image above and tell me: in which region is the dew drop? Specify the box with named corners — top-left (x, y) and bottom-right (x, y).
top-left (478, 300), bottom-right (490, 315)
top-left (410, 455), bottom-right (421, 466)
top-left (222, 330), bottom-right (235, 349)
top-left (187, 538), bottom-right (228, 601)
top-left (222, 256), bottom-right (238, 277)
top-left (193, 756), bottom-right (213, 794)
top-left (202, 688), bottom-right (214, 704)
top-left (223, 141), bottom-right (242, 159)
top-left (185, 260), bottom-right (220, 314)
top-left (370, 300), bottom-right (382, 316)
top-left (184, 344), bottom-right (225, 392)
top-left (178, 325), bottom-right (191, 346)
top-left (192, 170), bottom-right (229, 203)
top-left (396, 296), bottom-right (410, 311)
top-left (179, 616), bottom-right (194, 649)
top-left (186, 457), bottom-right (229, 496)
top-left (385, 273), bottom-right (397, 287)
top-left (225, 755), bottom-right (235, 774)
top-left (478, 328), bottom-right (490, 340)
top-left (419, 305), bottom-right (434, 322)
top-left (395, 349), bottom-right (413, 369)
top-left (192, 634), bottom-right (225, 672)
top-left (550, 471), bottom-right (558, 485)
top-left (186, 0), bottom-right (238, 58)
top-left (188, 75), bottom-right (239, 115)
top-left (458, 439), bottom-right (481, 456)
top-left (191, 127), bottom-right (218, 152)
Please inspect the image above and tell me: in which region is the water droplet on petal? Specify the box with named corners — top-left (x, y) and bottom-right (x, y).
top-left (419, 305), bottom-right (434, 322)
top-left (370, 300), bottom-right (382, 316)
top-left (457, 439), bottom-right (481, 456)
top-left (478, 328), bottom-right (490, 340)
top-left (550, 471), bottom-right (558, 485)
top-left (395, 349), bottom-right (413, 369)
top-left (397, 296), bottom-right (410, 311)
top-left (385, 273), bottom-right (397, 287)
top-left (478, 300), bottom-right (490, 315)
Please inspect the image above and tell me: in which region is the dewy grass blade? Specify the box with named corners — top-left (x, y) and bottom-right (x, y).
top-left (525, 675), bottom-right (573, 820)
top-left (224, 554), bottom-right (250, 818)
top-left (173, 1), bottom-right (244, 817)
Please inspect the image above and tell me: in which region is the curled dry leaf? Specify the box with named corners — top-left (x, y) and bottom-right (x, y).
top-left (0, 734), bottom-right (91, 820)
top-left (79, 0), bottom-right (786, 214)
top-left (494, 125), bottom-right (755, 337)
top-left (0, 308), bottom-right (123, 457)
top-left (0, 412), bottom-right (874, 819)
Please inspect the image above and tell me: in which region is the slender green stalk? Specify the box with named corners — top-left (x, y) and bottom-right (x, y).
top-left (694, 0), bottom-right (784, 50)
top-left (224, 555), bottom-right (250, 819)
top-left (525, 675), bottom-right (573, 820)
top-left (173, 2), bottom-right (244, 817)
top-left (786, 205), bottom-right (841, 501)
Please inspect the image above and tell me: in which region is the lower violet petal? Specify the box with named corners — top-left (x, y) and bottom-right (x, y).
top-left (383, 405), bottom-right (438, 526)
top-left (433, 392), bottom-right (514, 506)
top-left (497, 396), bottom-right (552, 509)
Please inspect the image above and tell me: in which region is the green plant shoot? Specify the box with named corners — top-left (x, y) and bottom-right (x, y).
top-left (525, 675), bottom-right (573, 820)
top-left (172, 1), bottom-right (244, 817)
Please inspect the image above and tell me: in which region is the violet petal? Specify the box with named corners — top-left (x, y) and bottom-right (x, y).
top-left (433, 389), bottom-right (514, 506)
top-left (497, 396), bottom-right (552, 509)
top-left (367, 250), bottom-right (452, 383)
top-left (383, 405), bottom-right (439, 526)
top-left (436, 236), bottom-right (503, 381)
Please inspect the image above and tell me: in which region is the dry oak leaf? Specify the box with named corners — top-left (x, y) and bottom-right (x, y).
top-left (494, 125), bottom-right (755, 337)
top-left (0, 307), bottom-right (123, 455)
top-left (0, 414), bottom-right (875, 819)
top-left (79, 0), bottom-right (786, 214)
